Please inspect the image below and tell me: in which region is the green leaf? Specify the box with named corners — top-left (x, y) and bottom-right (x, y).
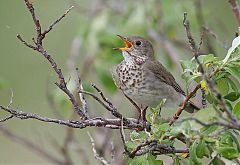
top-left (217, 131), bottom-right (240, 159)
top-left (189, 140), bottom-right (202, 165)
top-left (216, 78), bottom-right (229, 95)
top-left (130, 130), bottom-right (141, 141)
top-left (227, 77), bottom-right (239, 92)
top-left (201, 125), bottom-right (218, 135)
top-left (158, 123), bottom-right (169, 132)
top-left (196, 140), bottom-right (207, 158)
top-left (147, 154), bottom-right (163, 165)
top-left (169, 121), bottom-right (191, 137)
top-left (212, 156), bottom-right (224, 165)
top-left (224, 66), bottom-right (240, 82)
top-left (128, 155), bottom-right (148, 165)
top-left (173, 156), bottom-right (181, 165)
top-left (224, 92), bottom-right (240, 102)
top-left (233, 101), bottom-right (240, 119)
top-left (198, 54), bottom-right (218, 65)
top-left (217, 146), bottom-right (239, 159)
top-left (193, 107), bottom-right (215, 122)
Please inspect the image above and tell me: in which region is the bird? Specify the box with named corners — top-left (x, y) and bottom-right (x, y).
top-left (113, 35), bottom-right (199, 120)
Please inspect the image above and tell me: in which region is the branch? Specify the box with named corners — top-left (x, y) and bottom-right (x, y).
top-left (0, 105), bottom-right (144, 130)
top-left (229, 0), bottom-right (240, 25)
top-left (79, 87), bottom-right (128, 122)
top-left (88, 132), bottom-right (111, 165)
top-left (169, 84), bottom-right (201, 126)
top-left (202, 25), bottom-right (227, 50)
top-left (17, 0), bottom-right (87, 120)
top-left (0, 115), bottom-right (13, 122)
top-left (76, 68), bottom-right (89, 117)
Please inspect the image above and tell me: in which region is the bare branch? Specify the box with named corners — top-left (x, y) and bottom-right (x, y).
top-left (16, 34), bottom-right (37, 50)
top-left (41, 6), bottom-right (74, 40)
top-left (91, 83), bottom-right (124, 119)
top-left (88, 132), bottom-right (111, 165)
top-left (0, 115), bottom-right (13, 122)
top-left (76, 68), bottom-right (89, 117)
top-left (110, 142), bottom-right (115, 165)
top-left (17, 0), bottom-right (87, 120)
top-left (202, 25), bottom-right (227, 50)
top-left (119, 117), bottom-right (129, 155)
top-left (0, 105), bottom-right (144, 130)
top-left (229, 0), bottom-right (240, 25)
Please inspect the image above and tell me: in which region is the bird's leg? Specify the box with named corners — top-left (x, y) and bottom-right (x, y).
top-left (137, 112), bottom-right (142, 124)
top-left (122, 92), bottom-right (142, 122)
top-left (141, 106), bottom-right (148, 129)
top-left (159, 107), bottom-right (162, 117)
top-left (142, 106), bottom-right (148, 122)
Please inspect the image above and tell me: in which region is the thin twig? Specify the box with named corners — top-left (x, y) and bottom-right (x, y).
top-left (17, 0), bottom-right (87, 120)
top-left (229, 0), bottom-right (240, 25)
top-left (7, 89), bottom-right (14, 109)
top-left (110, 142), bottom-right (115, 165)
top-left (169, 84), bottom-right (201, 125)
top-left (88, 132), bottom-right (111, 165)
top-left (194, 0), bottom-right (215, 54)
top-left (79, 88), bottom-right (127, 121)
top-left (41, 6), bottom-right (74, 40)
top-left (0, 115), bottom-right (14, 122)
top-left (119, 117), bottom-right (129, 155)
top-left (76, 68), bottom-right (89, 117)
top-left (202, 25), bottom-right (227, 50)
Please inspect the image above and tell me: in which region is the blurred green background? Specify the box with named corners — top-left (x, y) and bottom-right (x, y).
top-left (0, 0), bottom-right (238, 164)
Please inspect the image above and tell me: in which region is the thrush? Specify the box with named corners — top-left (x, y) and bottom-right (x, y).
top-left (113, 35), bottom-right (199, 116)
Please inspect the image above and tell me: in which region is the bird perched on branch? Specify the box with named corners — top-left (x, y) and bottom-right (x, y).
top-left (113, 35), bottom-right (199, 120)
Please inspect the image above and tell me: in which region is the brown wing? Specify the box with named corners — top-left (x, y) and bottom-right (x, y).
top-left (144, 60), bottom-right (186, 96)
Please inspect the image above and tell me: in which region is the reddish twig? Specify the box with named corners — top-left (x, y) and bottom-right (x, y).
top-left (169, 84), bottom-right (201, 125)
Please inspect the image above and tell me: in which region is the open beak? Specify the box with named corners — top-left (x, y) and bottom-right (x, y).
top-left (113, 35), bottom-right (133, 51)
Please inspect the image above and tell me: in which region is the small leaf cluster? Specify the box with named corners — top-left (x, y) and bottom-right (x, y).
top-left (127, 37), bottom-right (240, 164)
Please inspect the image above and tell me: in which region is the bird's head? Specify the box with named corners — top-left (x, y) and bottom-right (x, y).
top-left (113, 35), bottom-right (154, 63)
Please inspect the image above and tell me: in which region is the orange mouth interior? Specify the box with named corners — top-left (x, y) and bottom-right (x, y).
top-left (113, 35), bottom-right (133, 51)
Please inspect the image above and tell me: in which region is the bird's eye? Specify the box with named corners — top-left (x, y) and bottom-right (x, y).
top-left (135, 41), bottom-right (142, 46)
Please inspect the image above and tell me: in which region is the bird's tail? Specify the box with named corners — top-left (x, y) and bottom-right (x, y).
top-left (184, 100), bottom-right (200, 113)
